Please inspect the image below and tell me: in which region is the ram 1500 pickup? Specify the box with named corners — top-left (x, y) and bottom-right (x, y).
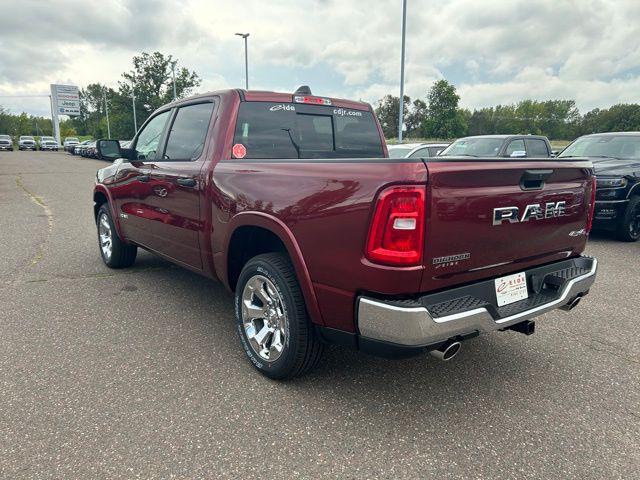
top-left (93, 87), bottom-right (598, 379)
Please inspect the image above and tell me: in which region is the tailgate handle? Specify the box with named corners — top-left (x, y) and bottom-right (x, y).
top-left (520, 169), bottom-right (553, 191)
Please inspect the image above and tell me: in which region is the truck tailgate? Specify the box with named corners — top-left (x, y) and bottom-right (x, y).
top-left (420, 159), bottom-right (594, 292)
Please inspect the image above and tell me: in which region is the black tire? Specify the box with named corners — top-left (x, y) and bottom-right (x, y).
top-left (96, 204), bottom-right (137, 268)
top-left (616, 196), bottom-right (640, 242)
top-left (235, 253), bottom-right (324, 380)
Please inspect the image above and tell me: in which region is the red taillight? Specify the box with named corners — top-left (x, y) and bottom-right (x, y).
top-left (586, 175), bottom-right (597, 233)
top-left (293, 95), bottom-right (332, 105)
top-left (366, 186), bottom-right (426, 266)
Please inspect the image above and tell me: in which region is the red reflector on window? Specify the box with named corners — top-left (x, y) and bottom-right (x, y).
top-left (365, 186), bottom-right (426, 266)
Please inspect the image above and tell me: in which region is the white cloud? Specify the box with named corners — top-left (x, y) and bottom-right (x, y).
top-left (1, 0), bottom-right (640, 115)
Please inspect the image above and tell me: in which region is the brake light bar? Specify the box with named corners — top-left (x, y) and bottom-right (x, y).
top-left (293, 95), bottom-right (332, 106)
top-left (365, 185), bottom-right (426, 266)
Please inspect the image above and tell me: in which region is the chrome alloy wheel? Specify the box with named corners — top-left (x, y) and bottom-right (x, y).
top-left (98, 213), bottom-right (113, 260)
top-left (241, 274), bottom-right (287, 362)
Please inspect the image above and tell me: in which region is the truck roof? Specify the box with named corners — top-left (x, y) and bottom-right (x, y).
top-left (461, 134), bottom-right (550, 140)
top-left (164, 88), bottom-right (372, 111)
top-left (581, 131), bottom-right (640, 137)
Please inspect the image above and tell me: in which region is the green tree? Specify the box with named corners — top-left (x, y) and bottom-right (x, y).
top-left (599, 104), bottom-right (640, 132)
top-left (374, 94), bottom-right (411, 139)
top-left (119, 51), bottom-right (201, 125)
top-left (405, 99), bottom-right (427, 138)
top-left (467, 107), bottom-right (496, 135)
top-left (422, 80), bottom-right (466, 139)
top-left (63, 52), bottom-right (200, 140)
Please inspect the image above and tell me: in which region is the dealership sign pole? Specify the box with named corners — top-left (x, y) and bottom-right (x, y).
top-left (103, 88), bottom-right (111, 139)
top-left (398, 0), bottom-right (407, 143)
top-left (131, 77), bottom-right (138, 133)
top-left (50, 84), bottom-right (80, 144)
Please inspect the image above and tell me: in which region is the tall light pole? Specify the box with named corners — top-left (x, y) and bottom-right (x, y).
top-left (235, 33), bottom-right (250, 89)
top-left (398, 0), bottom-right (408, 143)
top-left (131, 77), bottom-right (138, 134)
top-left (171, 61), bottom-right (177, 101)
top-left (103, 88), bottom-right (111, 139)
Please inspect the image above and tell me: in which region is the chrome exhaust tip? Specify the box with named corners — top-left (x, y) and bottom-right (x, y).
top-left (430, 340), bottom-right (462, 361)
top-left (561, 295), bottom-right (582, 311)
top-left (568, 296), bottom-right (582, 310)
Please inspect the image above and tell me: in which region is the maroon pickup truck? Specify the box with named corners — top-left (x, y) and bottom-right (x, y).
top-left (93, 87), bottom-right (598, 379)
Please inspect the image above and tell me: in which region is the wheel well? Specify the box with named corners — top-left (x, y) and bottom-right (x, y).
top-left (227, 226), bottom-right (288, 291)
top-left (93, 191), bottom-right (108, 220)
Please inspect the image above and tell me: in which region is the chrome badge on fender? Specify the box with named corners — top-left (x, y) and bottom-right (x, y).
top-left (493, 201), bottom-right (566, 226)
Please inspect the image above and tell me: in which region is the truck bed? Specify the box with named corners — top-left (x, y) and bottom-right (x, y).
top-left (213, 156), bottom-right (594, 332)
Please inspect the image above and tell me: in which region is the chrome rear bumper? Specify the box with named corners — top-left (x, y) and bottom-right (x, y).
top-left (357, 257), bottom-right (597, 347)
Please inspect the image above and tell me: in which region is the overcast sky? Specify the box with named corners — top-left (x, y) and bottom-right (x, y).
top-left (1, 0), bottom-right (639, 118)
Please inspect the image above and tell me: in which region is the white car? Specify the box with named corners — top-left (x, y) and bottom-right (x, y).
top-left (39, 136), bottom-right (59, 151)
top-left (388, 142), bottom-right (450, 159)
top-left (0, 134), bottom-right (13, 151)
top-left (18, 136), bottom-right (37, 151)
top-left (63, 137), bottom-right (80, 153)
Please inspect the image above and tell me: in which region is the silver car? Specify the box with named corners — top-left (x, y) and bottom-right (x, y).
top-left (388, 142), bottom-right (450, 159)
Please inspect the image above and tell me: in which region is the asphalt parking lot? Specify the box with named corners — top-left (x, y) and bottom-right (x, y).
top-left (1, 151), bottom-right (638, 479)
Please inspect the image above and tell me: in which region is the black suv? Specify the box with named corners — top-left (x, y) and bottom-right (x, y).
top-left (558, 132), bottom-right (640, 241)
top-left (439, 135), bottom-right (553, 158)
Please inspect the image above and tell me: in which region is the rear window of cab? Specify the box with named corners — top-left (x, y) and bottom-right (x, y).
top-left (232, 102), bottom-right (383, 159)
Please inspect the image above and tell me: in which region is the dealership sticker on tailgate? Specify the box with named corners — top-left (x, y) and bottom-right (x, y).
top-left (495, 272), bottom-right (528, 307)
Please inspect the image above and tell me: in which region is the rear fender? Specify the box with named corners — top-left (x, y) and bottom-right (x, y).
top-left (219, 212), bottom-right (325, 327)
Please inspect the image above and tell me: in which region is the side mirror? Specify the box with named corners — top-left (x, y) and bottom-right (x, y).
top-left (510, 150), bottom-right (527, 158)
top-left (96, 139), bottom-right (122, 161)
top-left (550, 150), bottom-right (560, 157)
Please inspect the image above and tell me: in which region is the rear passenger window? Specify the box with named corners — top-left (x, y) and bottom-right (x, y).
top-left (408, 147), bottom-right (427, 158)
top-left (427, 146), bottom-right (445, 157)
top-left (163, 102), bottom-right (214, 161)
top-left (526, 139), bottom-right (549, 157)
top-left (505, 139), bottom-right (526, 156)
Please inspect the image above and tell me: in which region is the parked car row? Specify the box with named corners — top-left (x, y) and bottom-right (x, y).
top-left (66, 139), bottom-right (130, 158)
top-left (0, 135), bottom-right (64, 151)
top-left (388, 133), bottom-right (640, 242)
top-left (70, 140), bottom-right (96, 157)
top-left (387, 135), bottom-right (555, 159)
